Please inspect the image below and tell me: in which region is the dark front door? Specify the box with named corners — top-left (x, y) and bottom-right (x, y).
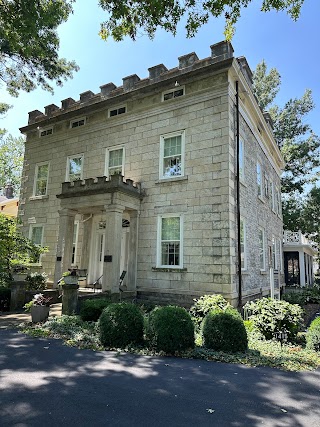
top-left (284, 252), bottom-right (300, 286)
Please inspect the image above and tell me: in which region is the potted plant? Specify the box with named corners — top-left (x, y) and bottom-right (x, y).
top-left (24, 293), bottom-right (52, 323)
top-left (11, 263), bottom-right (30, 281)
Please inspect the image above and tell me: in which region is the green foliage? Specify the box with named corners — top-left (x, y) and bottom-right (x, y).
top-left (203, 308), bottom-right (248, 352)
top-left (79, 298), bottom-right (111, 322)
top-left (189, 294), bottom-right (231, 328)
top-left (252, 60), bottom-right (281, 111)
top-left (244, 298), bottom-right (304, 342)
top-left (0, 286), bottom-right (10, 311)
top-left (0, 215), bottom-right (47, 284)
top-left (282, 289), bottom-right (320, 306)
top-left (306, 317), bottom-right (320, 352)
top-left (0, 0), bottom-right (78, 95)
top-left (99, 1), bottom-right (303, 42)
top-left (146, 306), bottom-right (194, 353)
top-left (0, 133), bottom-right (24, 196)
top-left (99, 302), bottom-right (144, 348)
top-left (25, 272), bottom-right (48, 291)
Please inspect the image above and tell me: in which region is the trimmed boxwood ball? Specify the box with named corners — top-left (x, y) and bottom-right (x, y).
top-left (80, 298), bottom-right (111, 322)
top-left (306, 316), bottom-right (320, 352)
top-left (203, 308), bottom-right (248, 352)
top-left (99, 302), bottom-right (144, 348)
top-left (146, 306), bottom-right (195, 353)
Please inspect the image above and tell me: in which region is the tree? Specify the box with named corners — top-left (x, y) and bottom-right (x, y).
top-left (0, 133), bottom-right (24, 196)
top-left (252, 61), bottom-right (320, 196)
top-left (98, 0), bottom-right (304, 41)
top-left (0, 0), bottom-right (78, 96)
top-left (0, 214), bottom-right (45, 284)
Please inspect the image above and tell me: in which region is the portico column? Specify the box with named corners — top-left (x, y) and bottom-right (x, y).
top-left (127, 211), bottom-right (139, 291)
top-left (80, 215), bottom-right (93, 269)
top-left (54, 208), bottom-right (76, 286)
top-left (298, 250), bottom-right (305, 287)
top-left (102, 205), bottom-right (123, 293)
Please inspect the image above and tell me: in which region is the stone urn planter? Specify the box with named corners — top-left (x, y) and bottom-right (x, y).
top-left (12, 272), bottom-right (28, 282)
top-left (63, 275), bottom-right (79, 285)
top-left (31, 305), bottom-right (50, 323)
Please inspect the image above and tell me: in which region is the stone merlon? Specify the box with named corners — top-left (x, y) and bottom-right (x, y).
top-left (25, 41), bottom-right (236, 126)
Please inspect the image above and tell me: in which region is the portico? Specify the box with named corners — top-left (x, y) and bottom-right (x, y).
top-left (54, 174), bottom-right (143, 294)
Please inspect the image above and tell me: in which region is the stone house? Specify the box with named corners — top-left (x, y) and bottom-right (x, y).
top-left (19, 41), bottom-right (284, 307)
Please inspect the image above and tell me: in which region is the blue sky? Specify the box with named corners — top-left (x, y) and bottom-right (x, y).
top-left (1, 0), bottom-right (319, 137)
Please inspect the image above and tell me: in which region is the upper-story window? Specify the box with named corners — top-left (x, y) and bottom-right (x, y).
top-left (162, 86), bottom-right (185, 101)
top-left (239, 139), bottom-right (244, 180)
top-left (66, 155), bottom-right (83, 181)
top-left (257, 162), bottom-right (262, 197)
top-left (108, 106), bottom-right (126, 117)
top-left (33, 162), bottom-right (49, 196)
top-left (269, 181), bottom-right (275, 211)
top-left (264, 174), bottom-right (269, 198)
top-left (157, 214), bottom-right (183, 268)
top-left (105, 147), bottom-right (124, 178)
top-left (160, 131), bottom-right (185, 179)
top-left (39, 127), bottom-right (53, 137)
top-left (70, 118), bottom-right (86, 128)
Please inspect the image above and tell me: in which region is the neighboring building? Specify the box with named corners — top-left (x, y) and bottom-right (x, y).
top-left (0, 183), bottom-right (19, 217)
top-left (283, 230), bottom-right (316, 287)
top-left (19, 41), bottom-right (284, 306)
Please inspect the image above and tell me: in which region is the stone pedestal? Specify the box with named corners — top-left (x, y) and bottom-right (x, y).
top-left (62, 283), bottom-right (79, 315)
top-left (10, 281), bottom-right (26, 311)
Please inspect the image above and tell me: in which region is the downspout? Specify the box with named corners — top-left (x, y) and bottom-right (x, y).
top-left (235, 81), bottom-right (242, 309)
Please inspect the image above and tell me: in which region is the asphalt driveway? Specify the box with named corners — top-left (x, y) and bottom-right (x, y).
top-left (0, 328), bottom-right (319, 427)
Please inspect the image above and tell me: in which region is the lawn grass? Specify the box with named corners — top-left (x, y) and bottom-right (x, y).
top-left (21, 315), bottom-right (320, 372)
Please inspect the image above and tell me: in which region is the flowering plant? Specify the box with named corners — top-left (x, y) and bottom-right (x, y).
top-left (24, 293), bottom-right (52, 312)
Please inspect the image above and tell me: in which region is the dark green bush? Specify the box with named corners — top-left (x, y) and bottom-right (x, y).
top-left (25, 272), bottom-right (48, 291)
top-left (282, 289), bottom-right (320, 306)
top-left (189, 294), bottom-right (231, 328)
top-left (306, 317), bottom-right (320, 352)
top-left (0, 286), bottom-right (11, 311)
top-left (99, 302), bottom-right (144, 348)
top-left (244, 298), bottom-right (303, 342)
top-left (203, 308), bottom-right (248, 352)
top-left (80, 298), bottom-right (111, 321)
top-left (146, 306), bottom-right (194, 353)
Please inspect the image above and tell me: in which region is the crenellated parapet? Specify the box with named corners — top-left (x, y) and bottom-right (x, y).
top-left (27, 41), bottom-right (234, 125)
top-left (57, 173), bottom-right (144, 200)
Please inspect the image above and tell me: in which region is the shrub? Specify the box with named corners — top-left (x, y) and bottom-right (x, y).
top-left (306, 317), bottom-right (320, 352)
top-left (80, 298), bottom-right (111, 322)
top-left (282, 289), bottom-right (320, 306)
top-left (189, 294), bottom-right (231, 328)
top-left (99, 302), bottom-right (144, 348)
top-left (244, 298), bottom-right (303, 342)
top-left (0, 286), bottom-right (11, 311)
top-left (146, 306), bottom-right (194, 353)
top-left (25, 272), bottom-right (48, 291)
top-left (203, 308), bottom-right (248, 352)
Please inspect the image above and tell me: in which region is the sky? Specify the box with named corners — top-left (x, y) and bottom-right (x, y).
top-left (1, 0), bottom-right (319, 138)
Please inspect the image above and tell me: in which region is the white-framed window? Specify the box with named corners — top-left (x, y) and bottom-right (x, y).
top-left (258, 228), bottom-right (266, 271)
top-left (105, 147), bottom-right (125, 178)
top-left (276, 187), bottom-right (281, 215)
top-left (239, 139), bottom-right (244, 180)
top-left (278, 238), bottom-right (283, 273)
top-left (71, 221), bottom-right (79, 266)
top-left (66, 155), bottom-right (83, 181)
top-left (33, 162), bottom-right (49, 196)
top-left (240, 218), bottom-right (247, 270)
top-left (29, 224), bottom-right (44, 263)
top-left (264, 174), bottom-right (269, 198)
top-left (162, 86), bottom-right (185, 101)
top-left (108, 105), bottom-right (126, 117)
top-left (159, 131), bottom-right (185, 179)
top-left (270, 182), bottom-right (275, 211)
top-left (70, 117), bottom-right (86, 128)
top-left (39, 127), bottom-right (53, 137)
top-left (157, 214), bottom-right (183, 268)
top-left (257, 162), bottom-right (262, 197)
top-left (272, 236), bottom-right (277, 270)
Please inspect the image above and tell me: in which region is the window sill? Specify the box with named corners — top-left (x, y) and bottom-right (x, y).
top-left (240, 180), bottom-right (247, 187)
top-left (260, 270), bottom-right (267, 275)
top-left (29, 195), bottom-right (49, 201)
top-left (152, 267), bottom-right (187, 273)
top-left (156, 176), bottom-right (188, 184)
top-left (258, 195), bottom-right (265, 203)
